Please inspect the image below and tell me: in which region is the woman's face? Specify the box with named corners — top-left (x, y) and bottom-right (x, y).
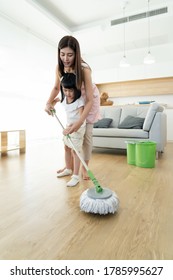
top-left (60, 47), bottom-right (75, 68)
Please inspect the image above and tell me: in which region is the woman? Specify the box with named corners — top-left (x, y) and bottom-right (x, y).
top-left (45, 35), bottom-right (100, 179)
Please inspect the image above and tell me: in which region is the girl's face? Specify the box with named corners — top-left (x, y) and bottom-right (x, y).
top-left (62, 87), bottom-right (75, 103)
top-left (60, 47), bottom-right (75, 68)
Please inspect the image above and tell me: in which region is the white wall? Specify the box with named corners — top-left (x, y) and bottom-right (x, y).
top-left (0, 16), bottom-right (66, 142)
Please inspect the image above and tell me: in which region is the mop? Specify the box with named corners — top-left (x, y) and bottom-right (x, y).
top-left (52, 109), bottom-right (119, 215)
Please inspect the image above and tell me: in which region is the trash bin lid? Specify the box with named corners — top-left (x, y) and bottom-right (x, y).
top-left (136, 140), bottom-right (156, 145)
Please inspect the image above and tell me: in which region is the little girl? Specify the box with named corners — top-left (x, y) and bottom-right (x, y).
top-left (57, 73), bottom-right (86, 187)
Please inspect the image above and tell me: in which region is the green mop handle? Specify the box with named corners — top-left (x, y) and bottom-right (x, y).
top-left (51, 109), bottom-right (103, 193)
top-left (66, 134), bottom-right (103, 193)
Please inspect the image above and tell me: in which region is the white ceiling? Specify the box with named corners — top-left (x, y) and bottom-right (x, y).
top-left (28, 0), bottom-right (169, 31)
top-left (0, 0), bottom-right (173, 57)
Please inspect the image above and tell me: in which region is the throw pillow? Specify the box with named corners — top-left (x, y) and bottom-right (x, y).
top-left (118, 115), bottom-right (145, 129)
top-left (94, 118), bottom-right (113, 128)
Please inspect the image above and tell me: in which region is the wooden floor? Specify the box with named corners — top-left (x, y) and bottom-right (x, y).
top-left (0, 139), bottom-right (173, 260)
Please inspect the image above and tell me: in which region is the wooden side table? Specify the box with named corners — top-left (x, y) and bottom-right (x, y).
top-left (0, 130), bottom-right (26, 156)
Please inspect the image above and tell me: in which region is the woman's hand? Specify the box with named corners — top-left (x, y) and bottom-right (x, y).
top-left (45, 103), bottom-right (54, 115)
top-left (45, 98), bottom-right (60, 115)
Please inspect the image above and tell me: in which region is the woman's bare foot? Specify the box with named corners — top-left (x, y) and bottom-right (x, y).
top-left (81, 166), bottom-right (90, 180)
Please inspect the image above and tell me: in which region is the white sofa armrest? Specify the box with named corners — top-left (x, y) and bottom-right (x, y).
top-left (149, 112), bottom-right (167, 152)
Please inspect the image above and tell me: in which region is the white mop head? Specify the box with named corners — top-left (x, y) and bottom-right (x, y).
top-left (80, 188), bottom-right (119, 215)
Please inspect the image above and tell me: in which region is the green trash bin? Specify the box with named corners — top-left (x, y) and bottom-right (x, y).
top-left (126, 141), bottom-right (137, 165)
top-left (136, 141), bottom-right (156, 168)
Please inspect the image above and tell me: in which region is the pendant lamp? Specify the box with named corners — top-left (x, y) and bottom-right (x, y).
top-left (120, 2), bottom-right (130, 67)
top-left (144, 0), bottom-right (155, 64)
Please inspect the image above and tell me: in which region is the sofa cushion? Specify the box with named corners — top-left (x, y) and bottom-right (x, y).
top-left (93, 128), bottom-right (149, 138)
top-left (99, 106), bottom-right (121, 128)
top-left (94, 118), bottom-right (113, 128)
top-left (119, 105), bottom-right (148, 123)
top-left (118, 115), bottom-right (145, 129)
top-left (143, 102), bottom-right (164, 131)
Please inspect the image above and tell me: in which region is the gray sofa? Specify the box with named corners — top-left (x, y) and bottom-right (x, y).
top-left (92, 102), bottom-right (167, 153)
